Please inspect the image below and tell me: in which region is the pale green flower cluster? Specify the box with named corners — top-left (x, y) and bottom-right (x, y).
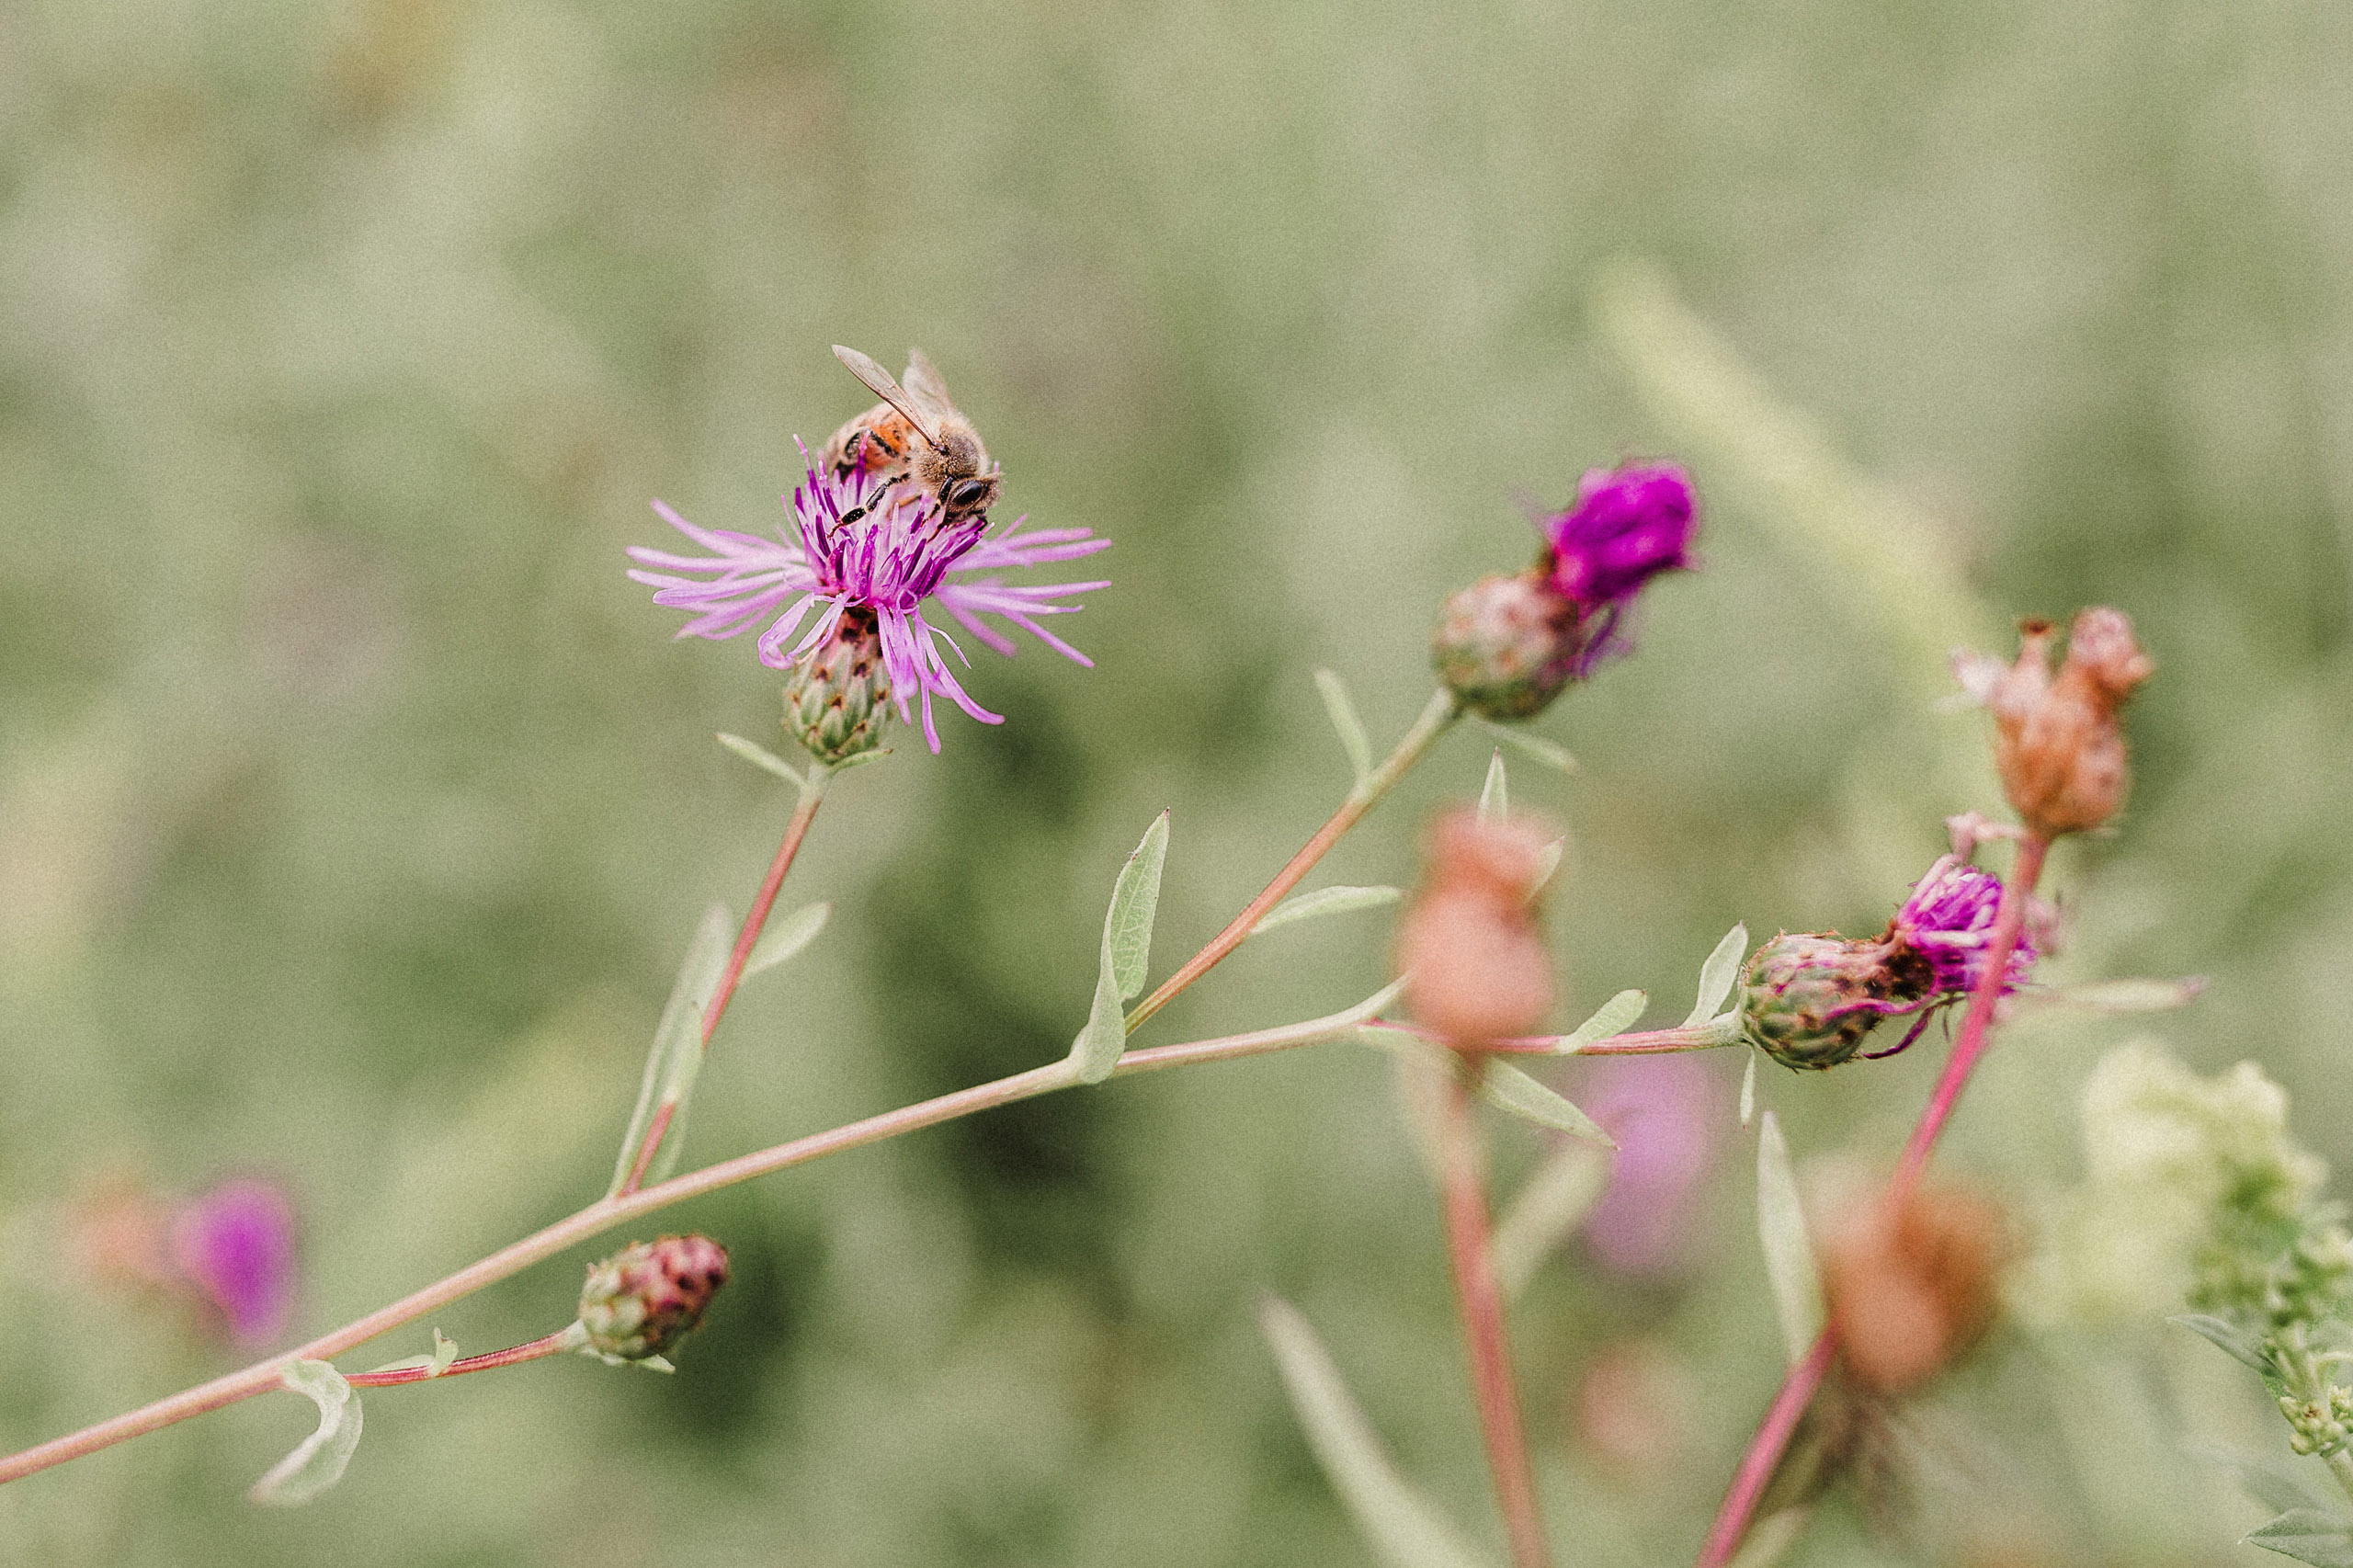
top-left (2018, 1041), bottom-right (2339, 1329)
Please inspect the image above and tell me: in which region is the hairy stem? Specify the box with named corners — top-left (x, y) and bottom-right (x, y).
top-left (1441, 1063), bottom-right (1553, 1568)
top-left (1695, 833), bottom-right (2050, 1568)
top-left (0, 1004), bottom-right (1384, 1486)
top-left (1124, 688), bottom-right (1459, 1034)
top-left (619, 765), bottom-right (832, 1195)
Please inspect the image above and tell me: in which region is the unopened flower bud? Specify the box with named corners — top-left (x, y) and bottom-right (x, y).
top-left (1738, 933), bottom-right (1929, 1072)
top-left (1966, 608), bottom-right (2153, 839)
top-left (1432, 571), bottom-right (1581, 721)
top-left (579, 1234), bottom-right (729, 1361)
top-left (1823, 1184), bottom-right (2010, 1395)
top-left (785, 607), bottom-right (892, 764)
top-left (1396, 809), bottom-right (1560, 1047)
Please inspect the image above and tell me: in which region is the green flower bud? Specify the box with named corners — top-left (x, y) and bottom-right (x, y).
top-left (1738, 932), bottom-right (1930, 1072)
top-left (785, 608), bottom-right (892, 764)
top-left (579, 1234), bottom-right (730, 1362)
top-left (1431, 571), bottom-right (1580, 722)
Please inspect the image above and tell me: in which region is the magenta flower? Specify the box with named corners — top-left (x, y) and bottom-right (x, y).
top-left (1576, 1054), bottom-right (1722, 1278)
top-left (168, 1180), bottom-right (296, 1346)
top-left (626, 450), bottom-right (1109, 751)
top-left (1543, 462), bottom-right (1697, 676)
top-left (1892, 855), bottom-right (2040, 996)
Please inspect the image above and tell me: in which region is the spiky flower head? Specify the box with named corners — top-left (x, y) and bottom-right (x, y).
top-left (785, 606), bottom-right (892, 764)
top-left (627, 450), bottom-right (1109, 752)
top-left (579, 1234), bottom-right (730, 1362)
top-left (1738, 932), bottom-right (1931, 1072)
top-left (1432, 570), bottom-right (1582, 720)
top-left (1888, 855), bottom-right (2039, 997)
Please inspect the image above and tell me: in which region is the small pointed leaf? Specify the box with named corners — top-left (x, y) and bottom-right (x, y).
top-left (1492, 1142), bottom-right (1610, 1298)
top-left (1474, 1060), bottom-right (1612, 1147)
top-left (1253, 885), bottom-right (1402, 937)
top-left (2246, 1510), bottom-right (2353, 1567)
top-left (1314, 669), bottom-right (1374, 788)
top-left (715, 732), bottom-right (805, 789)
top-left (2169, 1313), bottom-right (2274, 1374)
top-left (2014, 977), bottom-right (2209, 1017)
top-left (1477, 750), bottom-right (1507, 823)
top-left (249, 1361), bottom-right (363, 1506)
top-left (744, 902), bottom-right (832, 979)
top-left (1558, 989), bottom-right (1647, 1053)
top-left (1258, 1296), bottom-right (1500, 1568)
top-left (1740, 1051), bottom-right (1758, 1126)
top-left (1068, 812), bottom-right (1170, 1084)
top-left (1476, 721), bottom-right (1577, 774)
top-left (1685, 923), bottom-right (1749, 1028)
top-left (1756, 1111), bottom-right (1824, 1365)
top-left (1529, 837), bottom-right (1565, 896)
top-left (608, 903), bottom-right (733, 1197)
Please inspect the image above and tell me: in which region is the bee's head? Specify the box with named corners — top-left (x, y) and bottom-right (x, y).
top-left (945, 471), bottom-right (1001, 518)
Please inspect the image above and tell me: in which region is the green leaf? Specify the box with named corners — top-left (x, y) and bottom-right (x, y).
top-left (1473, 1060), bottom-right (1612, 1147)
top-left (2169, 1313), bottom-right (2274, 1374)
top-left (714, 732), bottom-right (805, 790)
top-left (1477, 750), bottom-right (1507, 823)
top-left (1475, 721), bottom-right (1577, 775)
top-left (2015, 977), bottom-right (2209, 1017)
top-left (1067, 812), bottom-right (1170, 1084)
top-left (1558, 989), bottom-right (1647, 1052)
top-left (608, 903), bottom-right (733, 1197)
top-left (2247, 1510), bottom-right (2353, 1567)
top-left (1253, 885), bottom-right (1402, 937)
top-left (1492, 1141), bottom-right (1610, 1298)
top-left (1314, 669), bottom-right (1374, 788)
top-left (1529, 837), bottom-right (1564, 896)
top-left (1685, 923), bottom-right (1749, 1028)
top-left (1756, 1111), bottom-right (1824, 1366)
top-left (1740, 1051), bottom-right (1758, 1126)
top-left (744, 901), bottom-right (832, 979)
top-left (360, 1327), bottom-right (460, 1379)
top-left (1726, 1507), bottom-right (1810, 1568)
top-left (2198, 1450), bottom-right (2332, 1517)
top-left (1258, 1296), bottom-right (1500, 1568)
top-left (248, 1361), bottom-right (363, 1506)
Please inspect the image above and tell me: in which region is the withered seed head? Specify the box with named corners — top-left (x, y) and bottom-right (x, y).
top-left (1395, 808), bottom-right (1559, 1049)
top-left (1823, 1185), bottom-right (2011, 1396)
top-left (1975, 608), bottom-right (2153, 839)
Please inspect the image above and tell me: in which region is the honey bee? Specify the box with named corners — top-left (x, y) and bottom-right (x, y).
top-left (821, 346), bottom-right (1003, 528)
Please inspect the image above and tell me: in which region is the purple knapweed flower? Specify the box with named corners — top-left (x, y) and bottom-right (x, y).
top-left (626, 450), bottom-right (1109, 751)
top-left (1892, 855), bottom-right (2039, 996)
top-left (1544, 462), bottom-right (1697, 676)
top-left (169, 1180), bottom-right (296, 1346)
top-left (1576, 1055), bottom-right (1722, 1278)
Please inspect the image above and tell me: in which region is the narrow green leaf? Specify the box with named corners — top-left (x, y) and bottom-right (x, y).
top-left (1725, 1507), bottom-right (1811, 1568)
top-left (1314, 669), bottom-right (1374, 788)
top-left (1474, 1060), bottom-right (1612, 1147)
top-left (1756, 1111), bottom-right (1824, 1366)
top-left (1684, 923), bottom-right (1750, 1028)
top-left (1477, 750), bottom-right (1507, 823)
top-left (1068, 812), bottom-right (1170, 1084)
top-left (1258, 1296), bottom-right (1500, 1568)
top-left (1558, 989), bottom-right (1647, 1053)
top-left (2198, 1449), bottom-right (2332, 1517)
top-left (608, 903), bottom-right (733, 1197)
top-left (1476, 721), bottom-right (1578, 774)
top-left (1740, 1051), bottom-right (1758, 1126)
top-left (1253, 885), bottom-right (1402, 937)
top-left (1492, 1142), bottom-right (1610, 1298)
top-left (744, 901), bottom-right (832, 979)
top-left (714, 732), bottom-right (805, 789)
top-left (2169, 1313), bottom-right (2274, 1374)
top-left (2015, 977), bottom-right (2209, 1017)
top-left (2247, 1510), bottom-right (2353, 1568)
top-left (1529, 837), bottom-right (1565, 896)
top-left (249, 1361), bottom-right (363, 1507)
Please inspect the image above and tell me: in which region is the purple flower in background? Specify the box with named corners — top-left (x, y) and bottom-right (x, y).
top-left (1578, 1055), bottom-right (1722, 1278)
top-left (169, 1180), bottom-right (296, 1346)
top-left (1543, 462), bottom-right (1697, 676)
top-left (627, 449), bottom-right (1109, 750)
top-left (1892, 855), bottom-right (2039, 996)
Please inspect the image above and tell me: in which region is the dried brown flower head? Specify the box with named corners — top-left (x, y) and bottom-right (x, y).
top-left (1394, 808), bottom-right (1559, 1049)
top-left (1823, 1185), bottom-right (2011, 1396)
top-left (1961, 608), bottom-right (2154, 839)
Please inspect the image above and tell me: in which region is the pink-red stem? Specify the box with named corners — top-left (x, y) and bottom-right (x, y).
top-left (345, 1329), bottom-right (575, 1389)
top-left (1693, 833), bottom-right (2049, 1567)
top-left (1442, 1064), bottom-right (1553, 1568)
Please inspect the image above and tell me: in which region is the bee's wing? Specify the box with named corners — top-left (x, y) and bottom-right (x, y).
top-left (833, 346), bottom-right (940, 445)
top-left (902, 348), bottom-right (958, 423)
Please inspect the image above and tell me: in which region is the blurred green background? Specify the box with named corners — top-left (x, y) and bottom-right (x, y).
top-left (4, 0), bottom-right (2352, 1562)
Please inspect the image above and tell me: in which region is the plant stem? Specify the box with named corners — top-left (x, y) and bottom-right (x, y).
top-left (0, 1002), bottom-right (1386, 1487)
top-left (1369, 1021), bottom-right (1734, 1056)
top-left (1124, 688), bottom-right (1459, 1035)
top-left (2326, 1449), bottom-right (2353, 1510)
top-left (1694, 833), bottom-right (2050, 1568)
top-left (345, 1329), bottom-right (576, 1389)
top-left (1440, 1062), bottom-right (1553, 1568)
top-left (619, 764), bottom-right (832, 1195)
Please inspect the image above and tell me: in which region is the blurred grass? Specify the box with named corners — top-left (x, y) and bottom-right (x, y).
top-left (4, 0), bottom-right (2353, 1562)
